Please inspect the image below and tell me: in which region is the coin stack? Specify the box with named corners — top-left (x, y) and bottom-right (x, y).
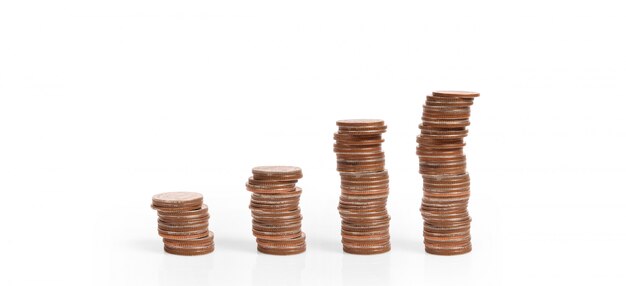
top-left (416, 90), bottom-right (480, 255)
top-left (151, 192), bottom-right (215, 255)
top-left (334, 119), bottom-right (391, 255)
top-left (246, 166), bottom-right (306, 255)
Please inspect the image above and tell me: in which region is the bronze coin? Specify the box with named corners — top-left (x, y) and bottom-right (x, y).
top-left (257, 232), bottom-right (306, 245)
top-left (248, 177), bottom-right (298, 185)
top-left (334, 139), bottom-right (385, 146)
top-left (247, 180), bottom-right (296, 189)
top-left (419, 126), bottom-right (469, 135)
top-left (158, 214), bottom-right (210, 225)
top-left (250, 196), bottom-right (300, 205)
top-left (257, 244), bottom-right (306, 255)
top-left (423, 105), bottom-right (471, 113)
top-left (251, 208), bottom-right (301, 217)
top-left (336, 119), bottom-right (385, 127)
top-left (152, 192), bottom-right (203, 207)
top-left (343, 243), bottom-right (391, 255)
top-left (163, 241), bottom-right (215, 250)
top-left (339, 170), bottom-right (389, 180)
top-left (337, 166), bottom-right (386, 173)
top-left (336, 153), bottom-right (385, 161)
top-left (337, 157), bottom-right (386, 164)
top-left (425, 99), bottom-right (474, 108)
top-left (337, 130), bottom-right (387, 136)
top-left (251, 190), bottom-right (302, 199)
top-left (163, 231), bottom-right (214, 244)
top-left (246, 182), bottom-right (297, 193)
top-left (426, 94), bottom-right (475, 102)
top-left (164, 245), bottom-right (214, 256)
top-left (422, 172), bottom-right (469, 181)
top-left (252, 230), bottom-right (303, 240)
top-left (151, 204), bottom-right (203, 212)
top-left (341, 189), bottom-right (389, 196)
top-left (424, 234), bottom-right (471, 245)
top-left (159, 229), bottom-right (210, 240)
top-left (337, 125), bottom-right (387, 132)
top-left (432, 90), bottom-right (480, 98)
top-left (417, 149), bottom-right (465, 158)
top-left (425, 247), bottom-right (471, 256)
top-left (334, 144), bottom-right (383, 151)
top-left (252, 173), bottom-right (303, 182)
top-left (252, 165), bottom-right (302, 176)
top-left (334, 132), bottom-right (382, 140)
top-left (342, 234), bottom-right (390, 245)
top-left (158, 218), bottom-right (209, 228)
top-left (157, 204), bottom-right (208, 216)
top-left (158, 222), bottom-right (209, 232)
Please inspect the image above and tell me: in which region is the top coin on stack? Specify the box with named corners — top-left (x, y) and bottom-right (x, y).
top-left (335, 119), bottom-right (391, 255)
top-left (246, 166), bottom-right (306, 255)
top-left (151, 192), bottom-right (215, 255)
top-left (417, 90), bottom-right (479, 256)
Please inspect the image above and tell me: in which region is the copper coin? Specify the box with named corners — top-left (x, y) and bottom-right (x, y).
top-left (252, 165), bottom-right (302, 176)
top-left (152, 192), bottom-right (203, 207)
top-left (257, 232), bottom-right (306, 245)
top-left (426, 94), bottom-right (475, 102)
top-left (164, 245), bottom-right (214, 256)
top-left (343, 243), bottom-right (391, 255)
top-left (337, 124), bottom-right (387, 132)
top-left (339, 170), bottom-right (389, 179)
top-left (252, 230), bottom-right (303, 241)
top-left (426, 99), bottom-right (474, 108)
top-left (334, 146), bottom-right (383, 153)
top-left (158, 229), bottom-right (210, 240)
top-left (432, 90), bottom-right (480, 98)
top-left (163, 232), bottom-right (214, 245)
top-left (336, 119), bottom-right (385, 127)
top-left (257, 244), bottom-right (306, 255)
top-left (158, 222), bottom-right (209, 232)
top-left (157, 204), bottom-right (208, 216)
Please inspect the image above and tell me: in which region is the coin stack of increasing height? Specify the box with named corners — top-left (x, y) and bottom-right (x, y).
top-left (334, 119), bottom-right (391, 255)
top-left (417, 90), bottom-right (480, 255)
top-left (151, 192), bottom-right (215, 255)
top-left (246, 166), bottom-right (306, 255)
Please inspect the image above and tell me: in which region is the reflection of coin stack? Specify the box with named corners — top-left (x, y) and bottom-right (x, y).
top-left (334, 119), bottom-right (391, 255)
top-left (151, 192), bottom-right (215, 255)
top-left (417, 91), bottom-right (480, 255)
top-left (246, 166), bottom-right (306, 255)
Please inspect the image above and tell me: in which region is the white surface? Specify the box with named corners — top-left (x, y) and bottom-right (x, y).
top-left (1, 1), bottom-right (626, 285)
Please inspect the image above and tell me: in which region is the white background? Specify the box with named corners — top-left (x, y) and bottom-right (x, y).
top-left (1, 1), bottom-right (626, 285)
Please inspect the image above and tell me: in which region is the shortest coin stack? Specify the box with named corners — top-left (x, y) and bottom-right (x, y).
top-left (246, 166), bottom-right (306, 255)
top-left (152, 192), bottom-right (215, 255)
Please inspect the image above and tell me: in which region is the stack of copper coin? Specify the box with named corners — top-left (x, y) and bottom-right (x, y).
top-left (151, 192), bottom-right (215, 255)
top-left (334, 119), bottom-right (391, 255)
top-left (246, 166), bottom-right (306, 255)
top-left (417, 90), bottom-right (480, 255)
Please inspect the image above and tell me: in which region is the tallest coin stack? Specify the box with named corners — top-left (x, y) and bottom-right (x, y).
top-left (334, 119), bottom-right (391, 255)
top-left (417, 91), bottom-right (479, 255)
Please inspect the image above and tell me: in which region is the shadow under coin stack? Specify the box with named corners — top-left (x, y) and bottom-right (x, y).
top-left (417, 90), bottom-right (480, 255)
top-left (246, 166), bottom-right (306, 255)
top-left (151, 192), bottom-right (215, 255)
top-left (334, 119), bottom-right (391, 255)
